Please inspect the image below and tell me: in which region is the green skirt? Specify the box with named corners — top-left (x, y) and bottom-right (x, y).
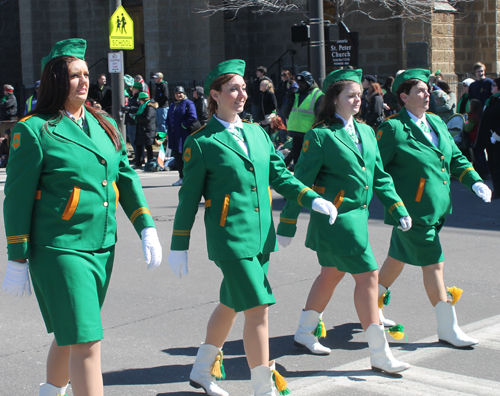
top-left (388, 221), bottom-right (445, 266)
top-left (316, 243), bottom-right (378, 274)
top-left (215, 253), bottom-right (275, 312)
top-left (29, 244), bottom-right (115, 346)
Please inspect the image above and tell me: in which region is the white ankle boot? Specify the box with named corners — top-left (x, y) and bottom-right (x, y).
top-left (39, 383), bottom-right (69, 396)
top-left (190, 343), bottom-right (229, 396)
top-left (294, 310), bottom-right (331, 355)
top-left (435, 301), bottom-right (478, 347)
top-left (366, 323), bottom-right (410, 374)
top-left (251, 360), bottom-right (289, 396)
top-left (378, 285), bottom-right (395, 328)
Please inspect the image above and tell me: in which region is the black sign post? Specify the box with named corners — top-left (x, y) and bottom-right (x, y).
top-left (325, 22), bottom-right (359, 69)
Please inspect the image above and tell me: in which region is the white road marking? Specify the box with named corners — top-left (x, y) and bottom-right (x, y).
top-left (270, 315), bottom-right (500, 396)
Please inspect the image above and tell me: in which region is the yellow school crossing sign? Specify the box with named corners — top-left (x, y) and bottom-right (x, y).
top-left (109, 6), bottom-right (134, 50)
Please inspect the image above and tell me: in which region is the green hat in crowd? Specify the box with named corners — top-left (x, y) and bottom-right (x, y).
top-left (124, 74), bottom-right (134, 87)
top-left (204, 59), bottom-right (246, 94)
top-left (138, 92), bottom-right (149, 100)
top-left (41, 38), bottom-right (87, 71)
top-left (392, 68), bottom-right (430, 94)
top-left (322, 69), bottom-right (363, 93)
top-left (133, 81), bottom-right (143, 90)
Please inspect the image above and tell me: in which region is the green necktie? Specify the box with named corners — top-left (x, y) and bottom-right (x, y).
top-left (346, 123), bottom-right (359, 144)
top-left (231, 126), bottom-right (245, 143)
top-left (419, 120), bottom-right (430, 134)
top-left (75, 117), bottom-right (90, 136)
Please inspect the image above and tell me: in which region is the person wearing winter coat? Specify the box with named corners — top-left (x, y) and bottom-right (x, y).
top-left (167, 86), bottom-right (198, 185)
top-left (0, 84), bottom-right (18, 121)
top-left (134, 92), bottom-right (156, 168)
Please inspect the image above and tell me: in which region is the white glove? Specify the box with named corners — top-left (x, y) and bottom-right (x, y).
top-left (277, 235), bottom-right (293, 248)
top-left (491, 131), bottom-right (500, 142)
top-left (472, 182), bottom-right (492, 203)
top-left (168, 250), bottom-right (188, 279)
top-left (141, 227), bottom-right (162, 270)
top-left (491, 136), bottom-right (497, 144)
top-left (312, 198), bottom-right (338, 225)
top-left (2, 261), bottom-right (32, 297)
top-left (398, 216), bottom-right (412, 232)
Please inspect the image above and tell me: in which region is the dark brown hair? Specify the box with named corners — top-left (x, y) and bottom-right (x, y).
top-left (207, 73), bottom-right (240, 118)
top-left (281, 70), bottom-right (292, 79)
top-left (468, 99), bottom-right (482, 116)
top-left (472, 62), bottom-right (485, 73)
top-left (395, 78), bottom-right (423, 107)
top-left (382, 76), bottom-right (394, 92)
top-left (316, 80), bottom-right (354, 124)
top-left (435, 79), bottom-right (451, 95)
top-left (29, 56), bottom-right (122, 150)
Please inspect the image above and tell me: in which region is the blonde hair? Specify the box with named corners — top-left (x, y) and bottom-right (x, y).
top-left (260, 79), bottom-right (274, 93)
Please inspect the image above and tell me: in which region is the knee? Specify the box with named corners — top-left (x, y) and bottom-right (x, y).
top-left (70, 341), bottom-right (101, 359)
top-left (243, 305), bottom-right (269, 323)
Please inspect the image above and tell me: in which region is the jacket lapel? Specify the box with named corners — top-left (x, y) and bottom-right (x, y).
top-left (211, 117), bottom-right (252, 162)
top-left (426, 115), bottom-right (447, 154)
top-left (400, 108), bottom-right (442, 154)
top-left (50, 113), bottom-right (102, 156)
top-left (332, 122), bottom-right (363, 160)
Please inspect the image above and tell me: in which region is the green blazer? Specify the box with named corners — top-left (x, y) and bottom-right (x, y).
top-left (170, 117), bottom-right (319, 261)
top-left (4, 112), bottom-right (155, 260)
top-left (277, 120), bottom-right (408, 256)
top-left (376, 107), bottom-right (481, 227)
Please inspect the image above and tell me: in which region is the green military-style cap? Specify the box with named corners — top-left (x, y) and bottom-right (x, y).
top-left (322, 69), bottom-right (363, 93)
top-left (204, 59), bottom-right (246, 94)
top-left (133, 81), bottom-right (143, 90)
top-left (41, 38), bottom-right (87, 71)
top-left (392, 68), bottom-right (430, 94)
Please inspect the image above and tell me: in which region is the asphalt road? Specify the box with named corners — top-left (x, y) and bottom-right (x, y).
top-left (0, 168), bottom-right (499, 395)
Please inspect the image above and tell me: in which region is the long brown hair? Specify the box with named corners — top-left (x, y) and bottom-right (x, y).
top-left (207, 73), bottom-right (239, 118)
top-left (316, 80), bottom-right (353, 124)
top-left (29, 56), bottom-right (122, 150)
top-left (368, 82), bottom-right (383, 96)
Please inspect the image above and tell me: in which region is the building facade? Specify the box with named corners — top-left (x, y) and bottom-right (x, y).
top-left (0, 1), bottom-right (498, 98)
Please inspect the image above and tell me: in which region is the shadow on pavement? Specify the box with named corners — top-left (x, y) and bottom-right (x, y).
top-left (103, 322), bottom-right (413, 386)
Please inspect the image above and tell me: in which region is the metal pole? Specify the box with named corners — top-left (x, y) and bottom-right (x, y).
top-left (110, 0), bottom-right (125, 140)
top-left (309, 0), bottom-right (326, 88)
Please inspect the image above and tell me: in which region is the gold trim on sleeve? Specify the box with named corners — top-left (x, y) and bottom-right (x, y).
top-left (388, 202), bottom-right (404, 215)
top-left (172, 230), bottom-right (191, 236)
top-left (130, 207), bottom-right (152, 224)
top-left (459, 167), bottom-right (473, 183)
top-left (7, 234), bottom-right (30, 244)
top-left (297, 187), bottom-right (312, 206)
top-left (280, 217), bottom-right (297, 224)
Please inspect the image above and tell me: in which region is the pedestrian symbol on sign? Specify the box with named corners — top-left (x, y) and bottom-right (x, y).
top-left (109, 6), bottom-right (134, 50)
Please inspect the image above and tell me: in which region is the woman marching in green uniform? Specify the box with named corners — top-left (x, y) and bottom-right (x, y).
top-left (1, 39), bottom-right (162, 396)
top-left (168, 60), bottom-right (337, 396)
top-left (276, 69), bottom-right (412, 374)
top-left (375, 69), bottom-right (491, 348)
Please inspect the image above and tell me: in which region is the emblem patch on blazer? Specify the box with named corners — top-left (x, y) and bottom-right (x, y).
top-left (376, 130), bottom-right (383, 140)
top-left (12, 133), bottom-right (21, 150)
top-left (303, 140), bottom-right (309, 152)
top-left (184, 147), bottom-right (192, 162)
